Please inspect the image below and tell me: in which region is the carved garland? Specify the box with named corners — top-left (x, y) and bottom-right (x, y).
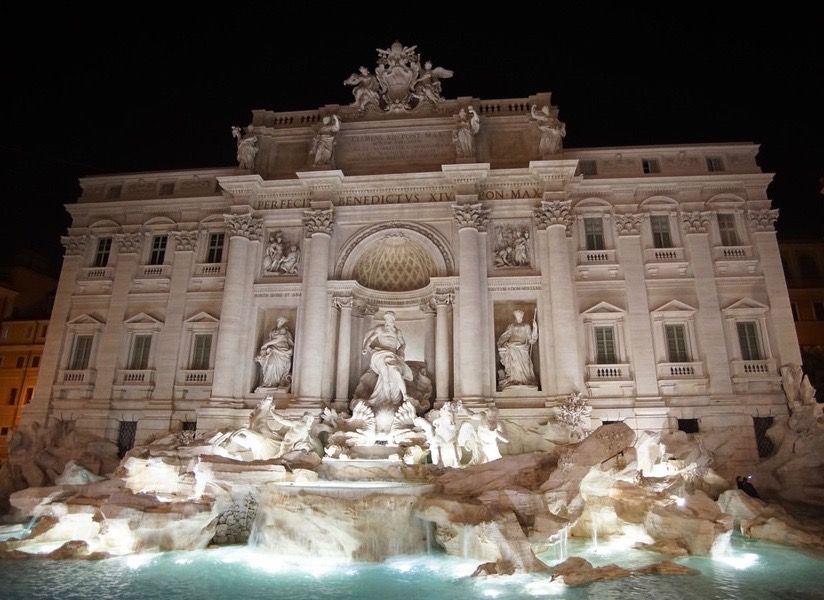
top-left (452, 202), bottom-right (489, 231)
top-left (747, 208), bottom-right (779, 232)
top-left (61, 234), bottom-right (91, 257)
top-left (303, 208), bottom-right (335, 237)
top-left (115, 233), bottom-right (145, 254)
top-left (679, 211), bottom-right (711, 234)
top-left (614, 213), bottom-right (646, 236)
top-left (533, 200), bottom-right (572, 230)
top-left (224, 213), bottom-right (263, 241)
top-left (171, 231), bottom-right (198, 252)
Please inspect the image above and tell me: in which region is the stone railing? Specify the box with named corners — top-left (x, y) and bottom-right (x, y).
top-left (643, 247), bottom-right (685, 263)
top-left (138, 264), bottom-right (171, 278)
top-left (179, 370), bottom-right (214, 385)
top-left (81, 267), bottom-right (113, 280)
top-left (194, 263), bottom-right (226, 277)
top-left (713, 245), bottom-right (753, 260)
top-left (731, 359), bottom-right (776, 377)
top-left (657, 362), bottom-right (705, 379)
top-left (578, 249), bottom-right (617, 264)
top-left (59, 369), bottom-right (94, 384)
top-left (116, 369), bottom-right (155, 385)
top-left (586, 364), bottom-right (631, 380)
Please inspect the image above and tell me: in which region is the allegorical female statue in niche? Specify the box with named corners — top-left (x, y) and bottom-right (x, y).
top-left (497, 309), bottom-right (539, 390)
top-left (256, 317), bottom-right (294, 390)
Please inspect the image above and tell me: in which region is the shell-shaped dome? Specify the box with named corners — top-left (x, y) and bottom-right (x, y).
top-left (353, 234), bottom-right (436, 292)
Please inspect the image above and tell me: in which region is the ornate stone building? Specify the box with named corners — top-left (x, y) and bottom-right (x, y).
top-left (23, 44), bottom-right (800, 472)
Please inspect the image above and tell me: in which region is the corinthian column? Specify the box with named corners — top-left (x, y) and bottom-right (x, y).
top-left (453, 202), bottom-right (488, 399)
top-left (432, 293), bottom-right (454, 406)
top-left (294, 208), bottom-right (334, 404)
top-left (534, 199), bottom-right (582, 393)
top-left (212, 213), bottom-right (262, 399)
top-left (333, 296), bottom-right (353, 408)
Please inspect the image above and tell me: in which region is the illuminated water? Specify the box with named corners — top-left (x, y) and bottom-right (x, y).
top-left (2, 534), bottom-right (824, 599)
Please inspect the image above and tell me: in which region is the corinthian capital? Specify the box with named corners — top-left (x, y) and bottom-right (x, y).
top-left (115, 233), bottom-right (145, 254)
top-left (679, 211), bottom-right (711, 234)
top-left (533, 200), bottom-right (572, 230)
top-left (61, 234), bottom-right (91, 257)
top-left (452, 202), bottom-right (489, 230)
top-left (614, 213), bottom-right (645, 236)
top-left (747, 208), bottom-right (779, 232)
top-left (224, 213), bottom-right (263, 240)
top-left (303, 208), bottom-right (335, 237)
top-left (170, 230), bottom-right (198, 252)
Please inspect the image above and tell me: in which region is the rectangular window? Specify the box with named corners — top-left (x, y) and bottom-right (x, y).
top-left (31, 355), bottom-right (40, 368)
top-left (159, 183), bottom-right (175, 196)
top-left (94, 238), bottom-right (112, 267)
top-left (584, 218), bottom-right (605, 251)
top-left (206, 233), bottom-right (225, 263)
top-left (118, 421), bottom-right (138, 458)
top-left (706, 157), bottom-right (725, 172)
top-left (69, 335), bottom-right (94, 370)
top-left (677, 418), bottom-right (700, 434)
top-left (190, 334), bottom-right (213, 370)
top-left (737, 321), bottom-right (763, 361)
top-left (578, 160), bottom-right (598, 176)
top-left (106, 185), bottom-right (122, 200)
top-left (15, 356), bottom-right (24, 369)
top-left (642, 158), bottom-right (660, 174)
top-left (650, 215), bottom-right (673, 249)
top-left (182, 421), bottom-right (197, 432)
top-left (665, 324), bottom-right (690, 362)
top-left (0, 427), bottom-right (8, 436)
top-left (128, 335), bottom-right (152, 370)
top-left (594, 326), bottom-right (617, 364)
top-left (149, 235), bottom-right (168, 265)
top-left (8, 388), bottom-right (18, 405)
top-left (814, 301), bottom-right (824, 321)
top-left (25, 387), bottom-right (34, 403)
top-left (717, 213), bottom-right (739, 246)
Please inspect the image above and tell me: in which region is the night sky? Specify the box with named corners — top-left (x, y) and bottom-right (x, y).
top-left (4, 7), bottom-right (823, 276)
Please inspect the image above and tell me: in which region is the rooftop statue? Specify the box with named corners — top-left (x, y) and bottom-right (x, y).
top-left (309, 115), bottom-right (341, 167)
top-left (231, 125), bottom-right (258, 169)
top-left (530, 104), bottom-right (566, 158)
top-left (345, 41), bottom-right (453, 113)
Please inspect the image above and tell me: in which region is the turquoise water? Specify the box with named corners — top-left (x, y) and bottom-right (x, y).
top-left (2, 535), bottom-right (824, 599)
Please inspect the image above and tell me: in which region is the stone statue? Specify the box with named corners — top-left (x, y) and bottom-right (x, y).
top-left (263, 231), bottom-right (300, 275)
top-left (270, 411), bottom-right (317, 456)
top-left (256, 317), bottom-right (294, 390)
top-left (344, 66), bottom-right (381, 112)
top-left (361, 311), bottom-right (414, 408)
top-left (494, 225), bottom-right (531, 268)
top-left (309, 115), bottom-right (341, 168)
top-left (420, 402), bottom-right (461, 468)
top-left (530, 105), bottom-right (566, 158)
top-left (497, 309), bottom-right (539, 390)
top-left (453, 106), bottom-right (480, 159)
top-left (458, 409), bottom-right (509, 464)
top-left (410, 61), bottom-right (453, 105)
top-left (232, 125), bottom-right (258, 169)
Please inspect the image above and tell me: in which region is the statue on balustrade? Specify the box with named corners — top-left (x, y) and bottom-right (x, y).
top-left (309, 115), bottom-right (341, 168)
top-left (453, 106), bottom-right (480, 159)
top-left (255, 317), bottom-right (294, 391)
top-left (497, 309), bottom-right (539, 390)
top-left (231, 125), bottom-right (258, 169)
top-left (530, 104), bottom-right (566, 158)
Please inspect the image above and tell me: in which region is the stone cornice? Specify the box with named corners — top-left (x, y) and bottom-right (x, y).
top-left (61, 234), bottom-right (91, 256)
top-left (533, 200), bottom-right (572, 230)
top-left (679, 211), bottom-right (712, 234)
top-left (170, 230), bottom-right (198, 252)
top-left (614, 213), bottom-right (646, 236)
top-left (452, 202), bottom-right (489, 231)
top-left (115, 233), bottom-right (145, 254)
top-left (747, 208), bottom-right (779, 232)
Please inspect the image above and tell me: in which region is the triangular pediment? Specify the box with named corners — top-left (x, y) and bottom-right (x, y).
top-left (66, 314), bottom-right (105, 326)
top-left (724, 297), bottom-right (769, 312)
top-left (124, 312), bottom-right (164, 325)
top-left (652, 299), bottom-right (697, 314)
top-left (184, 311), bottom-right (220, 324)
top-left (581, 301), bottom-right (625, 315)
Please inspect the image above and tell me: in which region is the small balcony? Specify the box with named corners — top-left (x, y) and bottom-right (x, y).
top-left (731, 359), bottom-right (776, 377)
top-left (80, 267), bottom-right (113, 280)
top-left (179, 370), bottom-right (214, 385)
top-left (657, 362), bottom-right (705, 379)
top-left (643, 247), bottom-right (685, 263)
top-left (586, 363), bottom-right (631, 380)
top-left (116, 369), bottom-right (155, 385)
top-left (194, 263), bottom-right (225, 277)
top-left (578, 249), bottom-right (617, 264)
top-left (713, 245), bottom-right (753, 260)
top-left (59, 369), bottom-right (95, 384)
top-left (138, 264), bottom-right (171, 278)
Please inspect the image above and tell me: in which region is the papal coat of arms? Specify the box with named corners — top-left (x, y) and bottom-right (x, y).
top-left (344, 41), bottom-right (453, 113)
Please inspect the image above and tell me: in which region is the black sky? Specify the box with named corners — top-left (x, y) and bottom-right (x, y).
top-left (3, 6), bottom-right (823, 275)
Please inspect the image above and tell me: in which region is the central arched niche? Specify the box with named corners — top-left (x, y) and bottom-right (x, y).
top-left (338, 223), bottom-right (453, 292)
top-left (353, 233), bottom-right (436, 292)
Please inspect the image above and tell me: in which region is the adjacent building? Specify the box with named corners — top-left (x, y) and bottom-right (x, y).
top-left (22, 45), bottom-right (802, 475)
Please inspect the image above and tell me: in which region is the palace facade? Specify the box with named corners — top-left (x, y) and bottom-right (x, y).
top-left (23, 46), bottom-right (800, 474)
